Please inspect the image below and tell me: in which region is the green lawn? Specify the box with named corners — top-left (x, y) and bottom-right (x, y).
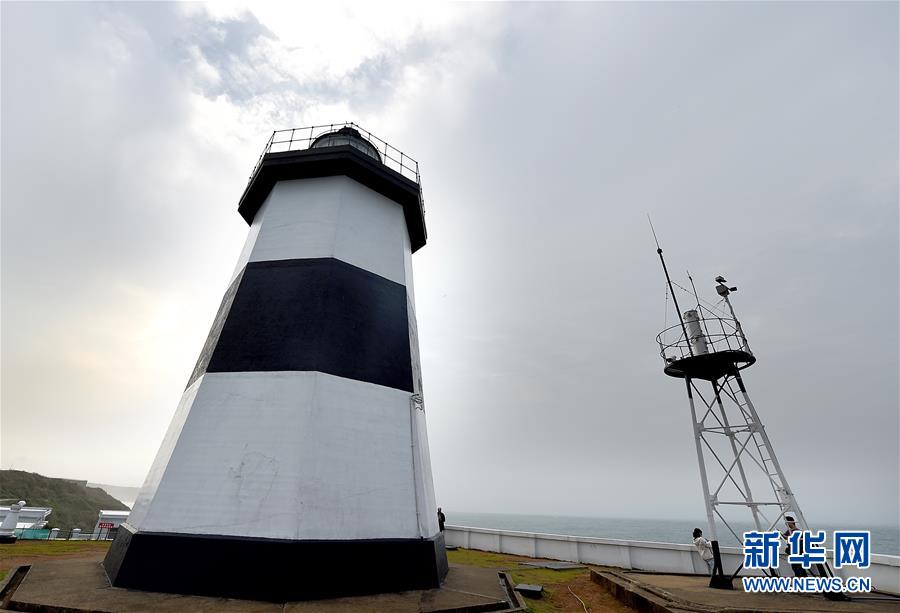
top-left (0, 540), bottom-right (111, 556)
top-left (446, 547), bottom-right (528, 568)
top-left (447, 548), bottom-right (629, 613)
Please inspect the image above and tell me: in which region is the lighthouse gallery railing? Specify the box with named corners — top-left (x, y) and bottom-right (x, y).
top-left (248, 122), bottom-right (421, 185)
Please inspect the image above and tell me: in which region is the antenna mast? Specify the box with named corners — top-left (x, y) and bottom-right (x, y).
top-left (651, 229), bottom-right (827, 591)
top-left (649, 216), bottom-right (693, 358)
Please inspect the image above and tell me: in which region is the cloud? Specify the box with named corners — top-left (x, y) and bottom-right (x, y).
top-left (1, 2), bottom-right (896, 529)
top-left (0, 0), bottom-right (507, 486)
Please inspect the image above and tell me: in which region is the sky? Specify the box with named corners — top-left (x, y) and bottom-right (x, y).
top-left (1, 2), bottom-right (897, 529)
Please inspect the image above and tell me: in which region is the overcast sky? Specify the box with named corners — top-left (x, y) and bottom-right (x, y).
top-left (2, 2), bottom-right (897, 529)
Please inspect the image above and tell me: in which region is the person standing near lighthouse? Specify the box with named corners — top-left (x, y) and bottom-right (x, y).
top-left (692, 528), bottom-right (714, 574)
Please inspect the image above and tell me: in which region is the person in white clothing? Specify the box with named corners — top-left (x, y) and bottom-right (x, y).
top-left (692, 528), bottom-right (714, 574)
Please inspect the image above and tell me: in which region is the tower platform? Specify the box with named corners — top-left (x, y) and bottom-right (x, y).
top-left (663, 349), bottom-right (755, 381)
top-left (657, 315), bottom-right (755, 380)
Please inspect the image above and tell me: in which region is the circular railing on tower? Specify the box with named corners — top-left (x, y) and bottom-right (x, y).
top-left (656, 315), bottom-right (755, 380)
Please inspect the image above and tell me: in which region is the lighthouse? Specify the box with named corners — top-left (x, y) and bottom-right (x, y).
top-left (104, 125), bottom-right (447, 601)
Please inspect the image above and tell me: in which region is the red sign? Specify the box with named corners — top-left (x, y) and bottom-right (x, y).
top-left (98, 522), bottom-right (115, 529)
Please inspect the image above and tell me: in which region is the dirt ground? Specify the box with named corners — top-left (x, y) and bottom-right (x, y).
top-left (447, 548), bottom-right (636, 612)
top-left (539, 570), bottom-right (636, 613)
top-left (0, 540), bottom-right (111, 581)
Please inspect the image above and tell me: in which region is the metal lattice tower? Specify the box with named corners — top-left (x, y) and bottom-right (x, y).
top-left (653, 246), bottom-right (814, 588)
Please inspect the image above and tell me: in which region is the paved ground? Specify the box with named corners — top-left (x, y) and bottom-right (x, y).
top-left (22, 541), bottom-right (897, 612)
top-left (6, 559), bottom-right (510, 613)
top-left (620, 571), bottom-right (900, 612)
top-left (9, 559), bottom-right (281, 612)
top-left (0, 542), bottom-right (636, 612)
top-left (283, 565), bottom-right (508, 612)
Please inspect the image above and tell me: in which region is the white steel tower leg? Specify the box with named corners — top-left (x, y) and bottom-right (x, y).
top-left (687, 379), bottom-right (734, 589)
top-left (712, 381), bottom-right (764, 532)
top-left (687, 379), bottom-right (718, 542)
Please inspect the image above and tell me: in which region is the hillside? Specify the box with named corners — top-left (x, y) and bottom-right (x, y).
top-left (0, 470), bottom-right (129, 530)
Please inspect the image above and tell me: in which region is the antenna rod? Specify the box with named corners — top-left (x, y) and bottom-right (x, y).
top-left (649, 216), bottom-right (693, 357)
top-left (687, 271), bottom-right (701, 308)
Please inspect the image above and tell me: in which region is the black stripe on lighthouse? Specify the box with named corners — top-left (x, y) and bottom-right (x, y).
top-left (188, 257), bottom-right (414, 392)
top-left (105, 525), bottom-right (447, 602)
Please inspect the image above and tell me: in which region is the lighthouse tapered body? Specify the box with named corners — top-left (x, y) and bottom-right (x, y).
top-left (104, 127), bottom-right (446, 601)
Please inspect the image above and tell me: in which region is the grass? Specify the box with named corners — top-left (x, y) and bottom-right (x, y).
top-left (508, 568), bottom-right (587, 613)
top-left (446, 548), bottom-right (529, 569)
top-left (508, 567), bottom-right (584, 586)
top-left (520, 596), bottom-right (558, 613)
top-left (0, 540), bottom-right (111, 556)
top-left (447, 548), bottom-right (626, 613)
top-left (0, 540), bottom-right (112, 581)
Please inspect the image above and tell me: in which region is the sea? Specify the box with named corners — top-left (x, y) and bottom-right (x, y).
top-left (448, 511), bottom-right (900, 556)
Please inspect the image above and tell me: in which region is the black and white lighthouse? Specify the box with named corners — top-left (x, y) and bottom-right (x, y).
top-left (104, 125), bottom-right (447, 601)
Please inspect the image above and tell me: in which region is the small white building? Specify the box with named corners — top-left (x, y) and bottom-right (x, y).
top-left (0, 503), bottom-right (52, 529)
top-left (93, 509), bottom-right (130, 535)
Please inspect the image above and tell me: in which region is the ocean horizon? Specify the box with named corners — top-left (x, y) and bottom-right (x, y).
top-left (447, 511), bottom-right (900, 556)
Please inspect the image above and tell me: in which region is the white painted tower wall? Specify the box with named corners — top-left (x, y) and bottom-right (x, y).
top-left (127, 175), bottom-right (438, 542)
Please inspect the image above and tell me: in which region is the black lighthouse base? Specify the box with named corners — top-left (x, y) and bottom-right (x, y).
top-left (104, 524), bottom-right (448, 602)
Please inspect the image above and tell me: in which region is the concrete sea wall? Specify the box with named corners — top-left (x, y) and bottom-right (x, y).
top-left (444, 524), bottom-right (900, 594)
